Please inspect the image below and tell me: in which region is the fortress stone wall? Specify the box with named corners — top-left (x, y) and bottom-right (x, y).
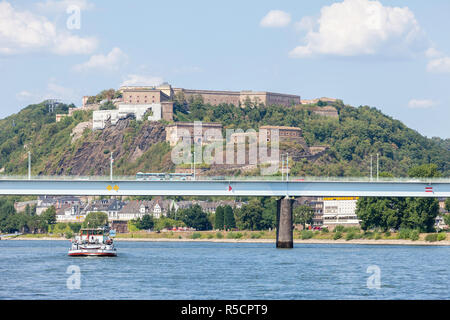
top-left (119, 83), bottom-right (301, 109)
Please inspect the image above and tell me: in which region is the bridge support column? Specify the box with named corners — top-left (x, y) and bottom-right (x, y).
top-left (276, 197), bottom-right (294, 249)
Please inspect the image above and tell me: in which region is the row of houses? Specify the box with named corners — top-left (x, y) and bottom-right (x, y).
top-left (14, 196), bottom-right (449, 231)
top-left (23, 196), bottom-right (245, 223)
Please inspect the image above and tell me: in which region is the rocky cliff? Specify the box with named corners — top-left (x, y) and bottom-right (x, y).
top-left (44, 117), bottom-right (170, 176)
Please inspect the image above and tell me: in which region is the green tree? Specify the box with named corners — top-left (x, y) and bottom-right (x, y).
top-left (99, 101), bottom-right (116, 110)
top-left (223, 205), bottom-right (236, 230)
top-left (445, 198), bottom-right (450, 212)
top-left (401, 198), bottom-right (439, 232)
top-left (41, 206), bottom-right (57, 226)
top-left (443, 214), bottom-right (450, 227)
top-left (154, 217), bottom-right (185, 231)
top-left (408, 163), bottom-right (441, 178)
top-left (356, 197), bottom-right (405, 231)
top-left (214, 206), bottom-right (224, 230)
top-left (235, 200), bottom-right (263, 231)
top-left (82, 212), bottom-right (108, 228)
top-left (293, 204), bottom-right (314, 229)
top-left (260, 198), bottom-right (277, 229)
top-left (357, 196), bottom-right (438, 232)
top-left (179, 205), bottom-right (212, 231)
top-left (140, 214), bottom-right (154, 230)
top-left (0, 198), bottom-right (16, 232)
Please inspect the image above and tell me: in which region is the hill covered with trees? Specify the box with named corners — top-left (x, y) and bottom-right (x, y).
top-left (0, 97), bottom-right (448, 177)
top-left (175, 98), bottom-right (449, 177)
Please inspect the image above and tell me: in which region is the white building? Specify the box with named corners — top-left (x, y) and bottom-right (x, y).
top-left (92, 103), bottom-right (162, 130)
top-left (322, 197), bottom-right (360, 228)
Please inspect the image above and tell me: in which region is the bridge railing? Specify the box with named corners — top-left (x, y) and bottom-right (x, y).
top-left (0, 175), bottom-right (449, 183)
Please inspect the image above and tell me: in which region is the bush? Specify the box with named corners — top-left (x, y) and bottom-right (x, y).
top-left (301, 230), bottom-right (314, 240)
top-left (227, 232), bottom-right (243, 239)
top-left (343, 226), bottom-right (360, 233)
top-left (207, 234), bottom-right (214, 239)
top-left (397, 229), bottom-right (411, 240)
top-left (437, 233), bottom-right (446, 241)
top-left (333, 231), bottom-right (342, 240)
top-left (216, 232), bottom-right (223, 239)
top-left (334, 225), bottom-right (345, 233)
top-left (345, 232), bottom-right (357, 241)
top-left (425, 234), bottom-right (438, 242)
top-left (321, 228), bottom-right (329, 233)
top-left (384, 231), bottom-right (391, 237)
top-left (374, 232), bottom-right (382, 240)
top-left (363, 231), bottom-right (373, 239)
top-left (191, 232), bottom-right (202, 239)
top-left (65, 230), bottom-right (73, 239)
top-left (251, 233), bottom-right (261, 239)
top-left (409, 230), bottom-right (420, 241)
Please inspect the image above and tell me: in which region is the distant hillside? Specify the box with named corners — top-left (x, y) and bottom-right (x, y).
top-left (174, 99), bottom-right (450, 176)
top-left (0, 99), bottom-right (448, 177)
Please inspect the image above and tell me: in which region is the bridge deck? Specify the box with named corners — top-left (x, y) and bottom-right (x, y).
top-left (0, 178), bottom-right (449, 197)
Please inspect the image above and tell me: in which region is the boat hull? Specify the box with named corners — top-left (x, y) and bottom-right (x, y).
top-left (68, 250), bottom-right (117, 257)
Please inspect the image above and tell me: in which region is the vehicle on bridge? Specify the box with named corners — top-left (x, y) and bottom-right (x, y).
top-left (68, 226), bottom-right (117, 257)
top-left (136, 172), bottom-right (193, 181)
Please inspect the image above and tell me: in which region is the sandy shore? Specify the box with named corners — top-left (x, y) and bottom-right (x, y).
top-left (5, 236), bottom-right (450, 246)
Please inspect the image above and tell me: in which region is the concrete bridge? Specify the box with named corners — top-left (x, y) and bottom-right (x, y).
top-left (1, 176), bottom-right (449, 248)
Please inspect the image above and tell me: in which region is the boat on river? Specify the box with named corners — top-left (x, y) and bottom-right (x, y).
top-left (68, 226), bottom-right (117, 257)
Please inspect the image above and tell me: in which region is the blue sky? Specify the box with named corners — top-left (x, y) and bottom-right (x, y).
top-left (1, 0), bottom-right (449, 138)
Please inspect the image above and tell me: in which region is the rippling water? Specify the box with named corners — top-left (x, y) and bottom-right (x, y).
top-left (0, 240), bottom-right (448, 300)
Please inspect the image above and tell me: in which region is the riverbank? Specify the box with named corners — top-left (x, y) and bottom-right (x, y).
top-left (5, 234), bottom-right (450, 246)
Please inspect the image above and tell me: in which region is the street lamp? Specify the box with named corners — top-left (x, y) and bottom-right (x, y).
top-left (28, 151), bottom-right (31, 180)
top-left (377, 153), bottom-right (379, 181)
top-left (110, 152), bottom-right (114, 181)
top-left (193, 151), bottom-right (196, 181)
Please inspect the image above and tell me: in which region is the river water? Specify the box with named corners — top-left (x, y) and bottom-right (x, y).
top-left (0, 240), bottom-right (448, 300)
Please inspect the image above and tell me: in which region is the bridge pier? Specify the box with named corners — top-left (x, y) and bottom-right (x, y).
top-left (276, 197), bottom-right (294, 249)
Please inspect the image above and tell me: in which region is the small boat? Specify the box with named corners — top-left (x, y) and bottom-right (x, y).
top-left (68, 226), bottom-right (117, 257)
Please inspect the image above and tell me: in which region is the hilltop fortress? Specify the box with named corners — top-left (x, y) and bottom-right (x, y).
top-left (120, 82), bottom-right (301, 108)
top-left (87, 83), bottom-right (302, 129)
top-left (74, 83), bottom-right (339, 130)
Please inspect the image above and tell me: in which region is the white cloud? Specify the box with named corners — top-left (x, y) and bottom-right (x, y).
top-left (260, 10), bottom-right (291, 28)
top-left (120, 75), bottom-right (164, 87)
top-left (289, 0), bottom-right (426, 58)
top-left (425, 47), bottom-right (443, 59)
top-left (73, 47), bottom-right (128, 72)
top-left (427, 56), bottom-right (450, 74)
top-left (36, 0), bottom-right (94, 13)
top-left (16, 81), bottom-right (79, 105)
top-left (53, 35), bottom-right (98, 55)
top-left (0, 1), bottom-right (97, 55)
top-left (16, 90), bottom-right (35, 101)
top-left (294, 16), bottom-right (316, 32)
top-left (45, 81), bottom-right (78, 102)
top-left (408, 99), bottom-right (437, 109)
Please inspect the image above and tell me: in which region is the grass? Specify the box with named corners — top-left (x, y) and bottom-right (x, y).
top-left (12, 229), bottom-right (449, 243)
